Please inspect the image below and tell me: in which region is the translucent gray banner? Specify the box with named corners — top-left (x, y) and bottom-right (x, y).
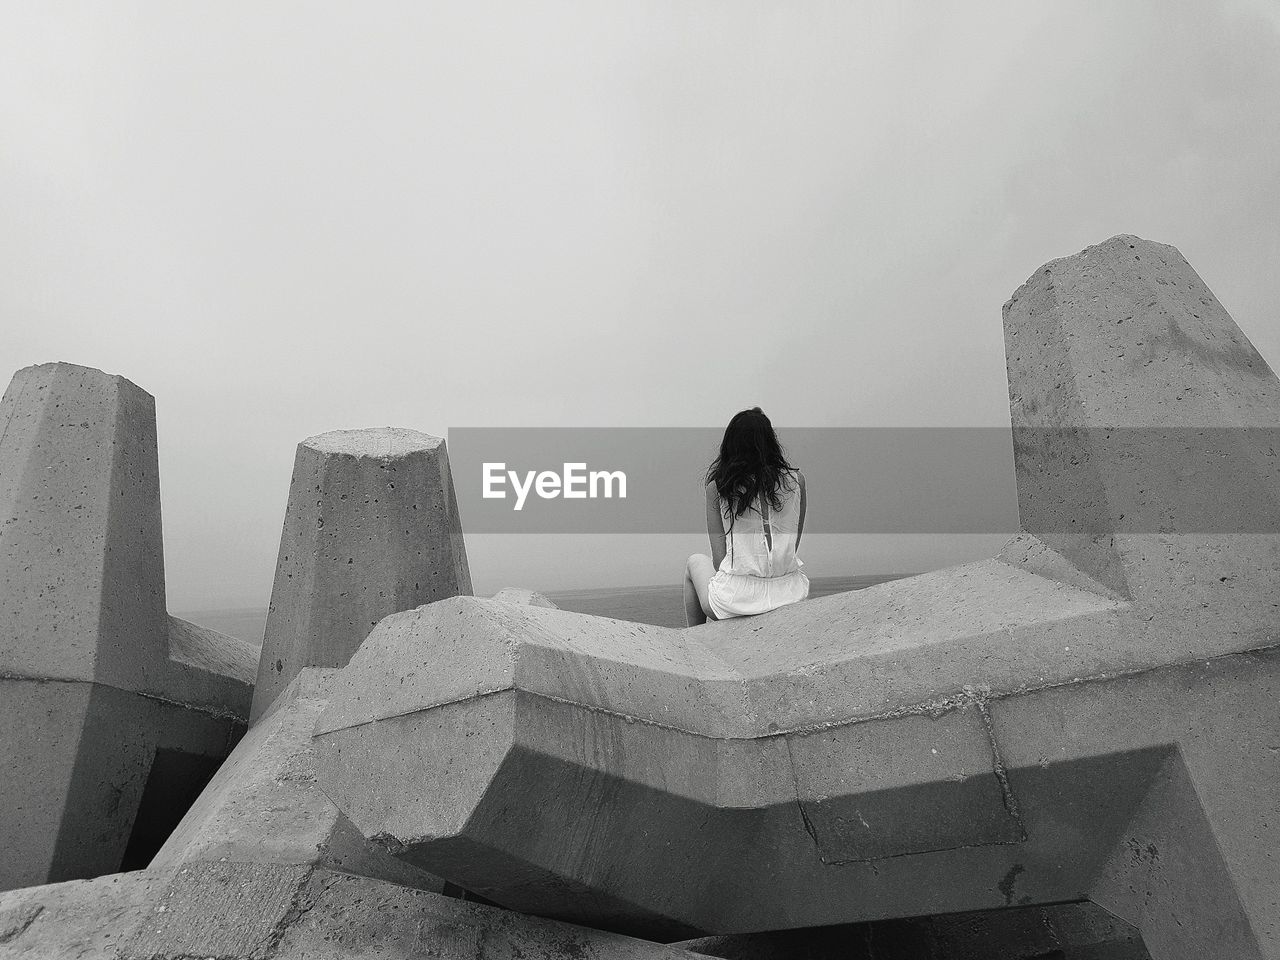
top-left (446, 428), bottom-right (1280, 534)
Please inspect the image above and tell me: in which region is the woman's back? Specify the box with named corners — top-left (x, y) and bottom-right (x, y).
top-left (706, 470), bottom-right (808, 620)
top-left (718, 473), bottom-right (803, 579)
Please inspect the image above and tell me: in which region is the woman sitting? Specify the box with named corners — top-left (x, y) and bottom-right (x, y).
top-left (683, 407), bottom-right (808, 626)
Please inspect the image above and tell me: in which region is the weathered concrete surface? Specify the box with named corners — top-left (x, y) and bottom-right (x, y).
top-left (0, 678), bottom-right (238, 889)
top-left (0, 363), bottom-right (167, 690)
top-left (167, 614), bottom-right (258, 693)
top-left (0, 363), bottom-right (252, 892)
top-left (151, 668), bottom-right (444, 891)
top-left (0, 864), bottom-right (702, 959)
top-left (315, 237), bottom-right (1280, 956)
top-left (0, 872), bottom-right (161, 959)
top-left (317, 598), bottom-right (1275, 945)
top-left (1002, 233), bottom-right (1280, 617)
top-left (0, 669), bottom-right (701, 958)
top-left (250, 427), bottom-right (472, 722)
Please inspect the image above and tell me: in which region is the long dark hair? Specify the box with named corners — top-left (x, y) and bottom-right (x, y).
top-left (705, 407), bottom-right (799, 536)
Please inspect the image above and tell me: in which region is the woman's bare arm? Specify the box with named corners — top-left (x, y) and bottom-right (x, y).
top-left (706, 482), bottom-right (727, 570)
top-left (796, 471), bottom-right (806, 550)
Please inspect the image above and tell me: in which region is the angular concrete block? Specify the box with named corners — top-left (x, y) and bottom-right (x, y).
top-left (0, 363), bottom-right (251, 893)
top-left (1003, 234), bottom-right (1280, 604)
top-left (0, 659), bottom-right (705, 957)
top-left (314, 596), bottom-right (1161, 937)
top-left (0, 679), bottom-right (134, 889)
top-left (152, 667), bottom-right (444, 891)
top-left (251, 427), bottom-right (472, 722)
top-left (0, 362), bottom-right (167, 690)
top-left (0, 673), bottom-right (243, 892)
top-left (166, 614), bottom-right (258, 686)
top-left (164, 614), bottom-right (257, 718)
top-left (314, 238), bottom-right (1280, 956)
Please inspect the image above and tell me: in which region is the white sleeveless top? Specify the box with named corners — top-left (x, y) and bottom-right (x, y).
top-left (707, 472), bottom-right (809, 620)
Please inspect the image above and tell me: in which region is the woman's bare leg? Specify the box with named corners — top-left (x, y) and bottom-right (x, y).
top-left (684, 554), bottom-right (718, 626)
top-left (683, 566), bottom-right (704, 626)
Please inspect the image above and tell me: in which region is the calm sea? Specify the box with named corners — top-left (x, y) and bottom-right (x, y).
top-left (176, 573), bottom-right (911, 644)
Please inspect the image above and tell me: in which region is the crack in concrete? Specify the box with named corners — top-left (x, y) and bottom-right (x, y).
top-left (0, 672), bottom-right (246, 723)
top-left (313, 683), bottom-right (516, 735)
top-left (261, 866), bottom-right (322, 958)
top-left (783, 736), bottom-right (821, 849)
top-left (977, 698), bottom-right (1028, 841)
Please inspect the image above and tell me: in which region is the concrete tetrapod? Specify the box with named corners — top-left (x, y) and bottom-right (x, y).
top-left (0, 671), bottom-right (700, 960)
top-left (314, 237), bottom-right (1280, 957)
top-left (0, 363), bottom-right (255, 892)
top-left (251, 426), bottom-right (472, 722)
top-left (149, 668), bottom-right (446, 890)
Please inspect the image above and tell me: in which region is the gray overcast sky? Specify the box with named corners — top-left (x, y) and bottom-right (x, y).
top-left (3, 1), bottom-right (1278, 608)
